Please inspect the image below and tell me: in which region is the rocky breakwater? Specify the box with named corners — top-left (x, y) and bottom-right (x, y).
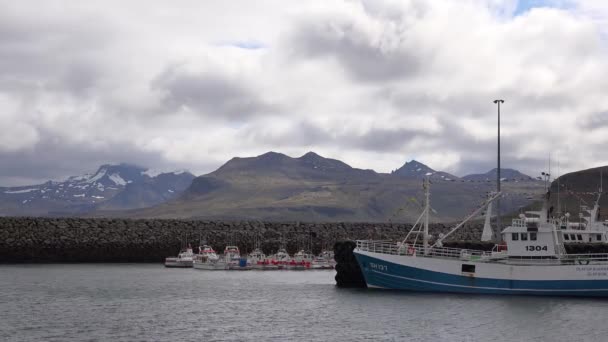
top-left (0, 217), bottom-right (487, 263)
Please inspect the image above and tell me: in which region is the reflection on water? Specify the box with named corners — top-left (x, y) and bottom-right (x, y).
top-left (1, 264), bottom-right (608, 342)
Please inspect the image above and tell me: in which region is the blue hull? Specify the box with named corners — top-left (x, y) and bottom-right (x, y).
top-left (355, 252), bottom-right (608, 297)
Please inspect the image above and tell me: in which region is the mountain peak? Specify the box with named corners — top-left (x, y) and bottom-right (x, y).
top-left (211, 151), bottom-right (360, 179)
top-left (298, 152), bottom-right (352, 171)
top-left (462, 168), bottom-right (533, 182)
top-left (393, 160), bottom-right (435, 176)
top-left (299, 151), bottom-right (322, 160)
top-left (258, 151), bottom-right (289, 159)
top-left (392, 160), bottom-right (459, 181)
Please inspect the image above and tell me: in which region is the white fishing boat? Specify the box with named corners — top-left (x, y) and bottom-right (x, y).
top-left (269, 248), bottom-right (291, 269)
top-left (225, 246), bottom-right (251, 270)
top-left (164, 247), bottom-right (195, 268)
top-left (312, 250), bottom-right (336, 269)
top-left (288, 250), bottom-right (314, 270)
top-left (193, 245), bottom-right (227, 270)
top-left (354, 179), bottom-right (608, 296)
top-left (248, 248), bottom-right (279, 270)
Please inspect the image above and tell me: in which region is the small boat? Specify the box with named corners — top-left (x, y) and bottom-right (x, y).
top-left (248, 248), bottom-right (279, 270)
top-left (312, 250), bottom-right (336, 269)
top-left (288, 250), bottom-right (314, 270)
top-left (269, 248), bottom-right (291, 269)
top-left (164, 247), bottom-right (194, 268)
top-left (225, 246), bottom-right (251, 270)
top-left (193, 245), bottom-right (227, 270)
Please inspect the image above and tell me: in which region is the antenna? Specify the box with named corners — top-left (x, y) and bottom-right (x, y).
top-left (548, 153), bottom-right (551, 192)
top-left (423, 177), bottom-right (430, 256)
top-left (557, 158), bottom-right (562, 217)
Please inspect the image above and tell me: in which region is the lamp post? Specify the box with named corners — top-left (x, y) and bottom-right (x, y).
top-left (493, 99), bottom-right (504, 240)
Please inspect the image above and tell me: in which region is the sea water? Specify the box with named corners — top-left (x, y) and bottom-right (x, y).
top-left (1, 264), bottom-right (608, 341)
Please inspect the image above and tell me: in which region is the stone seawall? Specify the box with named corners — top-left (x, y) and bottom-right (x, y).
top-left (0, 217), bottom-right (486, 263)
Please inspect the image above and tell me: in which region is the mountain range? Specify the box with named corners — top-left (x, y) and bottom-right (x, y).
top-left (0, 164), bottom-right (195, 217)
top-left (0, 152), bottom-right (550, 221)
top-left (122, 152), bottom-right (544, 222)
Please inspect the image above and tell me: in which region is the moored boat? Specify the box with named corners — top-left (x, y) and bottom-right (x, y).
top-left (225, 246), bottom-right (252, 270)
top-left (193, 245), bottom-right (227, 270)
top-left (312, 250), bottom-right (336, 269)
top-left (354, 179), bottom-right (608, 296)
top-left (164, 247), bottom-right (195, 268)
top-left (269, 248), bottom-right (291, 269)
top-left (288, 250), bottom-right (314, 270)
top-left (248, 248), bottom-right (279, 270)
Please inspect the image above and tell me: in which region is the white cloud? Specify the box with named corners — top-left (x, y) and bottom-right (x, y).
top-left (1, 0), bottom-right (608, 185)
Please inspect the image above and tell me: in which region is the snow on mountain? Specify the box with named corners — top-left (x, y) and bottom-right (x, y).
top-left (0, 163), bottom-right (196, 216)
top-left (142, 169), bottom-right (163, 178)
top-left (86, 168), bottom-right (107, 183)
top-left (142, 168), bottom-right (189, 177)
top-left (109, 173), bottom-right (127, 186)
top-left (4, 188), bottom-right (39, 194)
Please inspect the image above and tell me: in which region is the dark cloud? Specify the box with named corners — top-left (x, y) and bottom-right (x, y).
top-left (579, 111), bottom-right (608, 130)
top-left (0, 7), bottom-right (112, 99)
top-left (286, 11), bottom-right (424, 82)
top-left (152, 66), bottom-right (276, 120)
top-left (346, 127), bottom-right (431, 151)
top-left (243, 119), bottom-right (428, 152)
top-left (0, 133), bottom-right (164, 186)
top-left (0, 131), bottom-right (217, 187)
top-left (242, 120), bottom-right (332, 147)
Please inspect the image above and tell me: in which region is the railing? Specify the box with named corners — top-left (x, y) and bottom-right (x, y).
top-left (356, 240), bottom-right (495, 261)
top-left (511, 218), bottom-right (526, 228)
top-left (355, 240), bottom-right (608, 265)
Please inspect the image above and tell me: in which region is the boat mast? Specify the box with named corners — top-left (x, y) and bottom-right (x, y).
top-left (423, 177), bottom-right (430, 256)
top-left (557, 158), bottom-right (562, 218)
top-left (493, 99), bottom-right (504, 241)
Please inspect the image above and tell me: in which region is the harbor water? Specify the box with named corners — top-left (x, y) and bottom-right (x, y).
top-left (2, 264), bottom-right (608, 342)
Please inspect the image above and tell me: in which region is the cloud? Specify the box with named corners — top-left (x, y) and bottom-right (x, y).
top-left (1, 0), bottom-right (608, 186)
top-left (152, 64), bottom-right (276, 120)
top-left (285, 1), bottom-right (429, 82)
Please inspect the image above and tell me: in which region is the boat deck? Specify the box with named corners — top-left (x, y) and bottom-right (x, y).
top-left (356, 240), bottom-right (608, 266)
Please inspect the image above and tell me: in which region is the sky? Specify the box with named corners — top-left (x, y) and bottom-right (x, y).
top-left (1, 0), bottom-right (608, 186)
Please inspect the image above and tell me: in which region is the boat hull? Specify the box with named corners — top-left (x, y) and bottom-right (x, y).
top-left (228, 265), bottom-right (252, 271)
top-left (252, 264), bottom-right (279, 270)
top-left (354, 250), bottom-right (608, 297)
top-left (193, 262), bottom-right (227, 270)
top-left (164, 258), bottom-right (193, 268)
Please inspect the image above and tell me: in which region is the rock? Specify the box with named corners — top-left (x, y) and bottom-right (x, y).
top-left (0, 216), bottom-right (495, 263)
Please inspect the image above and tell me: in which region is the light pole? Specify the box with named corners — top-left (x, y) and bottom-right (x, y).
top-left (493, 99), bottom-right (504, 240)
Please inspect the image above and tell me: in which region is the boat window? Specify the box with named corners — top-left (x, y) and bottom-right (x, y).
top-left (462, 264), bottom-right (475, 273)
top-left (520, 233), bottom-right (528, 241)
top-left (564, 234), bottom-right (570, 240)
top-left (598, 234), bottom-right (603, 241)
top-left (512, 233), bottom-right (519, 241)
top-left (570, 234), bottom-right (576, 240)
top-left (530, 233), bottom-right (537, 241)
top-left (577, 234), bottom-right (583, 241)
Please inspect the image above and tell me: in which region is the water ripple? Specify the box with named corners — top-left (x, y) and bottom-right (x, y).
top-left (2, 265), bottom-right (608, 342)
